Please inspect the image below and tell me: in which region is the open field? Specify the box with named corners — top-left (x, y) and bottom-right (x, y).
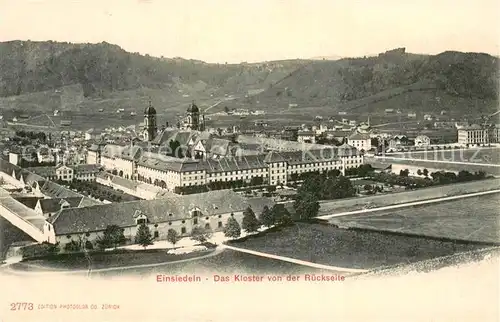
top-left (227, 223), bottom-right (487, 270)
top-left (329, 193), bottom-right (500, 243)
top-left (3, 249), bottom-right (330, 278)
top-left (387, 147), bottom-right (500, 165)
top-left (376, 157), bottom-right (500, 176)
top-left (318, 178), bottom-right (500, 215)
top-left (0, 86), bottom-right (223, 131)
top-left (11, 248), bottom-right (216, 271)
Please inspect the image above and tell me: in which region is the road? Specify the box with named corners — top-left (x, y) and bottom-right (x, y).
top-left (317, 189), bottom-right (500, 220)
top-left (203, 96), bottom-right (238, 113)
top-left (221, 244), bottom-right (368, 273)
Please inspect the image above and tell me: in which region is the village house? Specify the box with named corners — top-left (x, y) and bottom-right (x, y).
top-left (414, 135), bottom-right (431, 147)
top-left (297, 130), bottom-right (316, 144)
top-left (347, 132), bottom-right (372, 152)
top-left (27, 164), bottom-right (101, 182)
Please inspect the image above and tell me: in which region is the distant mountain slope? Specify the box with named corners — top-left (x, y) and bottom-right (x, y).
top-left (252, 48), bottom-right (499, 114)
top-left (0, 42), bottom-right (497, 116)
top-left (0, 40), bottom-right (306, 98)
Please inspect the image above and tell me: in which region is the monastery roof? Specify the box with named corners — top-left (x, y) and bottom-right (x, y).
top-left (38, 197), bottom-right (83, 214)
top-left (0, 187), bottom-right (46, 231)
top-left (50, 190), bottom-right (273, 235)
top-left (12, 196), bottom-right (43, 209)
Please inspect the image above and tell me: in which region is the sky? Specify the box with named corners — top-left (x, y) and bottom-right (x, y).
top-left (0, 0), bottom-right (499, 63)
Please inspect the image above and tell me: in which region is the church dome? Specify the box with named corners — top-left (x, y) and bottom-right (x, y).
top-left (144, 101), bottom-right (156, 115)
top-left (187, 101), bottom-right (199, 113)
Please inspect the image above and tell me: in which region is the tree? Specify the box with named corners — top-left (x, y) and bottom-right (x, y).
top-left (259, 206), bottom-right (274, 228)
top-left (135, 223), bottom-right (154, 249)
top-left (417, 169), bottom-right (423, 176)
top-left (241, 207), bottom-right (260, 233)
top-left (64, 240), bottom-right (81, 252)
top-left (97, 225), bottom-right (126, 249)
top-left (293, 191), bottom-right (319, 220)
top-left (357, 164), bottom-right (374, 177)
top-left (270, 204), bottom-right (294, 226)
top-left (422, 168), bottom-right (429, 177)
top-left (166, 229), bottom-right (180, 246)
top-left (191, 226), bottom-right (213, 243)
top-left (223, 216), bottom-right (241, 239)
top-left (399, 169), bottom-right (409, 177)
top-left (84, 240), bottom-right (94, 250)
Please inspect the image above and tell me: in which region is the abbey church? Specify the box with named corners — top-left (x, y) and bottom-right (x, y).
top-left (142, 101), bottom-right (206, 142)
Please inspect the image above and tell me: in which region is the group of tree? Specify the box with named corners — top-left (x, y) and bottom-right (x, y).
top-left (223, 205), bottom-right (294, 239)
top-left (174, 185), bottom-right (210, 195)
top-left (456, 170), bottom-right (487, 182)
top-left (366, 169), bottom-right (487, 189)
top-left (175, 184), bottom-right (275, 196)
top-left (300, 172), bottom-right (356, 200)
top-left (63, 235), bottom-right (94, 252)
top-left (206, 178), bottom-right (269, 191)
top-left (345, 164), bottom-right (374, 177)
top-left (315, 135), bottom-right (343, 146)
top-left (361, 184), bottom-right (384, 195)
top-left (15, 130), bottom-right (47, 143)
top-left (289, 169), bottom-right (341, 182)
top-left (96, 225), bottom-right (127, 250)
top-left (191, 226), bottom-right (213, 243)
top-left (399, 169), bottom-right (410, 177)
top-left (59, 179), bottom-right (140, 202)
top-left (153, 178), bottom-right (167, 189)
top-left (293, 172), bottom-right (355, 219)
top-left (416, 169), bottom-right (429, 177)
top-left (430, 170), bottom-right (486, 185)
top-left (367, 171), bottom-right (434, 189)
top-left (293, 190), bottom-right (320, 220)
top-left (21, 242), bottom-right (60, 259)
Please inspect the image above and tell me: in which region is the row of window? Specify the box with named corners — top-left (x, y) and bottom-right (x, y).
top-left (107, 157), bottom-right (362, 186)
top-left (207, 168), bottom-right (266, 176)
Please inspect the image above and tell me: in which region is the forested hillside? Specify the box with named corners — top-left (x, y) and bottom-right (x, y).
top-left (1, 42), bottom-right (497, 115)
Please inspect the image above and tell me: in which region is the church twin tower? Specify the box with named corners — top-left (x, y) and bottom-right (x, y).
top-left (143, 100), bottom-right (205, 141)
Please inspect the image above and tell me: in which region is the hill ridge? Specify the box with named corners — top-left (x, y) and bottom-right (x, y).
top-left (0, 40), bottom-right (497, 117)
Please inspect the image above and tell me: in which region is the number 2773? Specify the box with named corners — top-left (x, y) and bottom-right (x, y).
top-left (10, 302), bottom-right (34, 310)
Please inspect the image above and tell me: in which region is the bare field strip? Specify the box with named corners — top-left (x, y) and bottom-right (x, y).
top-left (329, 193), bottom-right (500, 243)
top-left (318, 178), bottom-right (500, 215)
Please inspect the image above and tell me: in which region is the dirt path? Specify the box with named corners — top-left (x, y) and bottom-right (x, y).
top-left (317, 189), bottom-right (500, 220)
top-left (221, 244), bottom-right (369, 273)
